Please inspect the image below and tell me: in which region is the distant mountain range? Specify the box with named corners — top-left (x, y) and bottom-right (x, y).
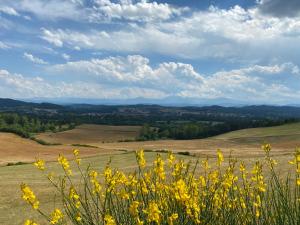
top-left (21, 97), bottom-right (254, 107)
top-left (1, 98), bottom-right (300, 119)
top-left (0, 98), bottom-right (62, 109)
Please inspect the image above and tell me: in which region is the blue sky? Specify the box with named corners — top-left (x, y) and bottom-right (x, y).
top-left (0, 0), bottom-right (300, 104)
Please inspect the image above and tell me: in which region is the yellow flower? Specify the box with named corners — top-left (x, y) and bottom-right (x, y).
top-left (69, 187), bottom-right (81, 208)
top-left (154, 154), bottom-right (165, 180)
top-left (217, 149), bottom-right (224, 166)
top-left (20, 184), bottom-right (39, 210)
top-left (34, 158), bottom-right (45, 171)
top-left (167, 213), bottom-right (178, 225)
top-left (240, 198), bottom-right (246, 209)
top-left (73, 149), bottom-right (79, 157)
top-left (73, 149), bottom-right (81, 165)
top-left (173, 179), bottom-right (190, 203)
top-left (137, 218), bottom-right (144, 225)
top-left (24, 219), bottom-right (38, 225)
top-left (262, 143), bottom-right (271, 153)
top-left (239, 162), bottom-right (246, 172)
top-left (253, 195), bottom-right (261, 218)
top-left (58, 154), bottom-right (72, 175)
top-left (136, 149), bottom-right (146, 168)
top-left (201, 159), bottom-right (210, 171)
top-left (104, 214), bottom-right (116, 225)
top-left (167, 152), bottom-right (175, 166)
top-left (129, 201), bottom-right (140, 217)
top-left (297, 178), bottom-right (300, 186)
top-left (76, 214), bottom-right (82, 222)
top-left (89, 170), bottom-right (102, 194)
top-left (50, 209), bottom-right (63, 224)
top-left (69, 187), bottom-right (79, 200)
top-left (144, 202), bottom-right (161, 224)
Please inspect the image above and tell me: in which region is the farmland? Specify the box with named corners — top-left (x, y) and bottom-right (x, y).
top-left (35, 124), bottom-right (141, 145)
top-left (0, 122), bottom-right (299, 224)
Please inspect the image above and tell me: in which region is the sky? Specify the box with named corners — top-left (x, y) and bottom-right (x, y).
top-left (0, 0), bottom-right (300, 105)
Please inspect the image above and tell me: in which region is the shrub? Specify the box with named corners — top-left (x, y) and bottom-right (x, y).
top-left (71, 144), bottom-right (98, 148)
top-left (30, 137), bottom-right (61, 146)
top-left (21, 145), bottom-right (300, 224)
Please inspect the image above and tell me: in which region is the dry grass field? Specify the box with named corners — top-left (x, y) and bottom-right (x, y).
top-left (1, 122), bottom-right (300, 166)
top-left (0, 133), bottom-right (117, 166)
top-left (0, 123), bottom-right (300, 224)
top-left (0, 152), bottom-right (180, 225)
top-left (95, 123), bottom-right (300, 158)
top-left (35, 124), bottom-right (141, 145)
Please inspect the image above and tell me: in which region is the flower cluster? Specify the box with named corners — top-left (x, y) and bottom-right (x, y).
top-left (21, 147), bottom-right (300, 224)
top-left (21, 184), bottom-right (39, 210)
top-left (58, 154), bottom-right (72, 175)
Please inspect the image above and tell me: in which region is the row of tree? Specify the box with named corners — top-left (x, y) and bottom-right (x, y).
top-left (0, 113), bottom-right (75, 138)
top-left (138, 118), bottom-right (297, 140)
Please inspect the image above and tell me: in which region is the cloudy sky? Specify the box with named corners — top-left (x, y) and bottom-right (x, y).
top-left (0, 0), bottom-right (300, 105)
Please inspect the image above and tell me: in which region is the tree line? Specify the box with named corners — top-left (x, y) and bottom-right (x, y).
top-left (138, 118), bottom-right (298, 140)
top-left (0, 113), bottom-right (75, 138)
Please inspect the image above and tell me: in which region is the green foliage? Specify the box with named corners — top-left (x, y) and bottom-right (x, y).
top-left (0, 113), bottom-right (75, 139)
top-left (137, 118), bottom-right (294, 141)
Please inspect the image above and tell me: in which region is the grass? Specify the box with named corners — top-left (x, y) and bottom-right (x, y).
top-left (2, 122), bottom-right (300, 224)
top-left (18, 149), bottom-right (299, 225)
top-left (30, 137), bottom-right (62, 146)
top-left (0, 151), bottom-right (192, 225)
top-left (215, 122), bottom-right (300, 140)
top-left (0, 150), bottom-right (296, 224)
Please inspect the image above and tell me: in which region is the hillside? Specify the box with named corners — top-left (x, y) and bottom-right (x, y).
top-left (36, 124), bottom-right (141, 145)
top-left (215, 122), bottom-right (300, 148)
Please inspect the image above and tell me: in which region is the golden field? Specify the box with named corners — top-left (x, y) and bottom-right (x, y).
top-left (1, 123), bottom-right (300, 224)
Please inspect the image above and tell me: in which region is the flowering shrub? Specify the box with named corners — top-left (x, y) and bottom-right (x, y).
top-left (21, 145), bottom-right (300, 224)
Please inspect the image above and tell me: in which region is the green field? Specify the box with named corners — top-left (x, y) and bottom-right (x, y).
top-left (216, 122), bottom-right (300, 139)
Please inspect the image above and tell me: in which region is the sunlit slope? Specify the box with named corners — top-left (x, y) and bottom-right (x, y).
top-left (0, 133), bottom-right (110, 166)
top-left (215, 122), bottom-right (300, 146)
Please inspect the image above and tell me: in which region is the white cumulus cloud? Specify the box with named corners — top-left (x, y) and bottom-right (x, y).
top-left (90, 0), bottom-right (187, 22)
top-left (23, 52), bottom-right (48, 65)
top-left (0, 6), bottom-right (20, 16)
top-left (39, 5), bottom-right (300, 63)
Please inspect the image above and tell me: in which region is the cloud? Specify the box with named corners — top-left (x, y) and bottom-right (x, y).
top-left (40, 28), bottom-right (64, 47)
top-left (0, 15), bottom-right (14, 29)
top-left (0, 41), bottom-right (10, 49)
top-left (40, 5), bottom-right (300, 63)
top-left (2, 0), bottom-right (84, 21)
top-left (0, 69), bottom-right (52, 97)
top-left (49, 55), bottom-right (204, 94)
top-left (0, 6), bottom-right (20, 16)
top-left (23, 52), bottom-right (48, 65)
top-left (1, 54), bottom-right (300, 104)
top-left (0, 69), bottom-right (166, 99)
top-left (0, 0), bottom-right (186, 23)
top-left (90, 0), bottom-right (187, 22)
top-left (258, 0), bottom-right (300, 18)
top-left (62, 53), bottom-right (70, 60)
top-left (47, 55), bottom-right (300, 103)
